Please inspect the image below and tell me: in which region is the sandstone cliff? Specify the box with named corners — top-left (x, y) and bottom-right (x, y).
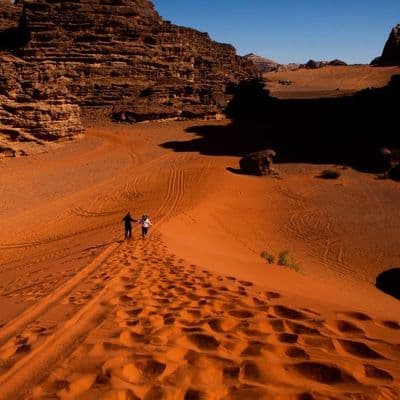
top-left (0, 53), bottom-right (83, 157)
top-left (0, 0), bottom-right (255, 155)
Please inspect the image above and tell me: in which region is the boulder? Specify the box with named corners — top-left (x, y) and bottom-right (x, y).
top-left (239, 150), bottom-right (277, 176)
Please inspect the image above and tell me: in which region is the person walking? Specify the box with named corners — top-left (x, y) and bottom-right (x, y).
top-left (139, 214), bottom-right (152, 239)
top-left (122, 212), bottom-right (137, 240)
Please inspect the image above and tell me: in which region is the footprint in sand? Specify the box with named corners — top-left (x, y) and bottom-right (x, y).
top-left (268, 318), bottom-right (285, 333)
top-left (273, 305), bottom-right (308, 320)
top-left (336, 339), bottom-right (384, 359)
top-left (285, 346), bottom-right (310, 359)
top-left (381, 320), bottom-right (400, 330)
top-left (290, 361), bottom-right (357, 384)
top-left (278, 333), bottom-right (298, 344)
top-left (330, 319), bottom-right (365, 336)
top-left (208, 318), bottom-right (238, 333)
top-left (339, 311), bottom-right (372, 321)
top-left (229, 310), bottom-right (254, 319)
top-left (364, 364), bottom-right (393, 381)
top-left (241, 341), bottom-right (267, 356)
top-left (240, 360), bottom-right (267, 384)
top-left (187, 333), bottom-right (220, 351)
top-left (285, 321), bottom-right (320, 335)
top-left (266, 291), bottom-right (281, 300)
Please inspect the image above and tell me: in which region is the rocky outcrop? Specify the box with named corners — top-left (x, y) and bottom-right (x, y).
top-left (0, 53), bottom-right (83, 157)
top-left (302, 59), bottom-right (347, 69)
top-left (0, 0), bottom-right (255, 155)
top-left (244, 53), bottom-right (283, 73)
top-left (374, 24), bottom-right (400, 66)
top-left (328, 59), bottom-right (347, 66)
top-left (239, 150), bottom-right (276, 176)
top-left (16, 0), bottom-right (255, 117)
top-left (0, 0), bottom-right (21, 31)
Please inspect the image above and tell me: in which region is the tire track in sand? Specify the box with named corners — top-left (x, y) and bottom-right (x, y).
top-left (0, 242), bottom-right (143, 400)
top-left (0, 243), bottom-right (119, 348)
top-left (151, 157), bottom-right (186, 227)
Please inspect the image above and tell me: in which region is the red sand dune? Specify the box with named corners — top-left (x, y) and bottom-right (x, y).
top-left (0, 120), bottom-right (399, 399)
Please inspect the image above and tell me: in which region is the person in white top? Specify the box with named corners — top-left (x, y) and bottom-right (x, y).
top-left (139, 214), bottom-right (152, 239)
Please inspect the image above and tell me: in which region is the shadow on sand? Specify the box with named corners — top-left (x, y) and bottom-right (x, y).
top-left (376, 268), bottom-right (400, 301)
top-left (161, 76), bottom-right (400, 173)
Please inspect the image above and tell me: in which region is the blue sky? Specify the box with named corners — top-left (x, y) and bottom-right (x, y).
top-left (152, 1), bottom-right (400, 64)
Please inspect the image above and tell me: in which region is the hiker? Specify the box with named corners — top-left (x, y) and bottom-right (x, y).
top-left (122, 212), bottom-right (137, 240)
top-left (139, 214), bottom-right (152, 239)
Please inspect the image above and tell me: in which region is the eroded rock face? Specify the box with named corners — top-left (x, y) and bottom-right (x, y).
top-left (18, 0), bottom-right (254, 116)
top-left (0, 0), bottom-right (255, 155)
top-left (0, 0), bottom-right (21, 31)
top-left (0, 53), bottom-right (83, 157)
top-left (376, 24), bottom-right (400, 66)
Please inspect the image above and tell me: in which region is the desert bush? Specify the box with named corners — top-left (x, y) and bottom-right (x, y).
top-left (278, 251), bottom-right (300, 272)
top-left (261, 251), bottom-right (275, 264)
top-left (319, 169), bottom-right (341, 179)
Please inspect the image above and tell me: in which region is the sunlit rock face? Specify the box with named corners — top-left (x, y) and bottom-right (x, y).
top-left (18, 0), bottom-right (255, 118)
top-left (0, 0), bottom-right (255, 155)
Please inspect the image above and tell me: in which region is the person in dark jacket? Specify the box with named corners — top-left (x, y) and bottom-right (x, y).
top-left (122, 212), bottom-right (137, 240)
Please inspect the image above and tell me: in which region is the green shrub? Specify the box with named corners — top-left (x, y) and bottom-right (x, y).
top-left (261, 251), bottom-right (275, 264)
top-left (278, 250), bottom-right (300, 272)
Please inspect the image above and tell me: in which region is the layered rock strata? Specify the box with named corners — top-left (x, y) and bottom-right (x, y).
top-left (17, 0), bottom-right (254, 118)
top-left (0, 53), bottom-right (83, 157)
top-left (0, 0), bottom-right (255, 154)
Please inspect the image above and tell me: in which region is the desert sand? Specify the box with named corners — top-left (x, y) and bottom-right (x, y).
top-left (0, 119), bottom-right (400, 399)
top-left (264, 65), bottom-right (400, 98)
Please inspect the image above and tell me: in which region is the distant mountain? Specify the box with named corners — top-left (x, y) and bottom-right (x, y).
top-left (244, 53), bottom-right (348, 73)
top-left (372, 24), bottom-right (400, 66)
top-left (243, 53), bottom-right (285, 73)
top-left (302, 59), bottom-right (347, 69)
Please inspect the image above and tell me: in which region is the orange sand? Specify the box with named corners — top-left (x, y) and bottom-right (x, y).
top-left (264, 65), bottom-right (400, 98)
top-left (0, 120), bottom-right (399, 399)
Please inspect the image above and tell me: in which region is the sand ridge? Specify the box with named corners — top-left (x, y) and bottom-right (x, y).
top-left (5, 232), bottom-right (397, 399)
top-left (0, 120), bottom-right (399, 399)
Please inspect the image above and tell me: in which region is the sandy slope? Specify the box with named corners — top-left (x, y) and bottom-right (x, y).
top-left (264, 65), bottom-right (400, 98)
top-left (0, 120), bottom-right (399, 399)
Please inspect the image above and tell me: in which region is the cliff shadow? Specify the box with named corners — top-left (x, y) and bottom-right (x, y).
top-left (160, 77), bottom-right (400, 172)
top-left (160, 123), bottom-right (249, 157)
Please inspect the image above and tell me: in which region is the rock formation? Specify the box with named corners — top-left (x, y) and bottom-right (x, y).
top-left (239, 150), bottom-right (276, 176)
top-left (17, 0), bottom-right (255, 117)
top-left (302, 59), bottom-right (347, 69)
top-left (0, 0), bottom-right (256, 155)
top-left (0, 53), bottom-right (83, 157)
top-left (244, 53), bottom-right (283, 73)
top-left (0, 0), bottom-right (21, 31)
top-left (373, 24), bottom-right (400, 66)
